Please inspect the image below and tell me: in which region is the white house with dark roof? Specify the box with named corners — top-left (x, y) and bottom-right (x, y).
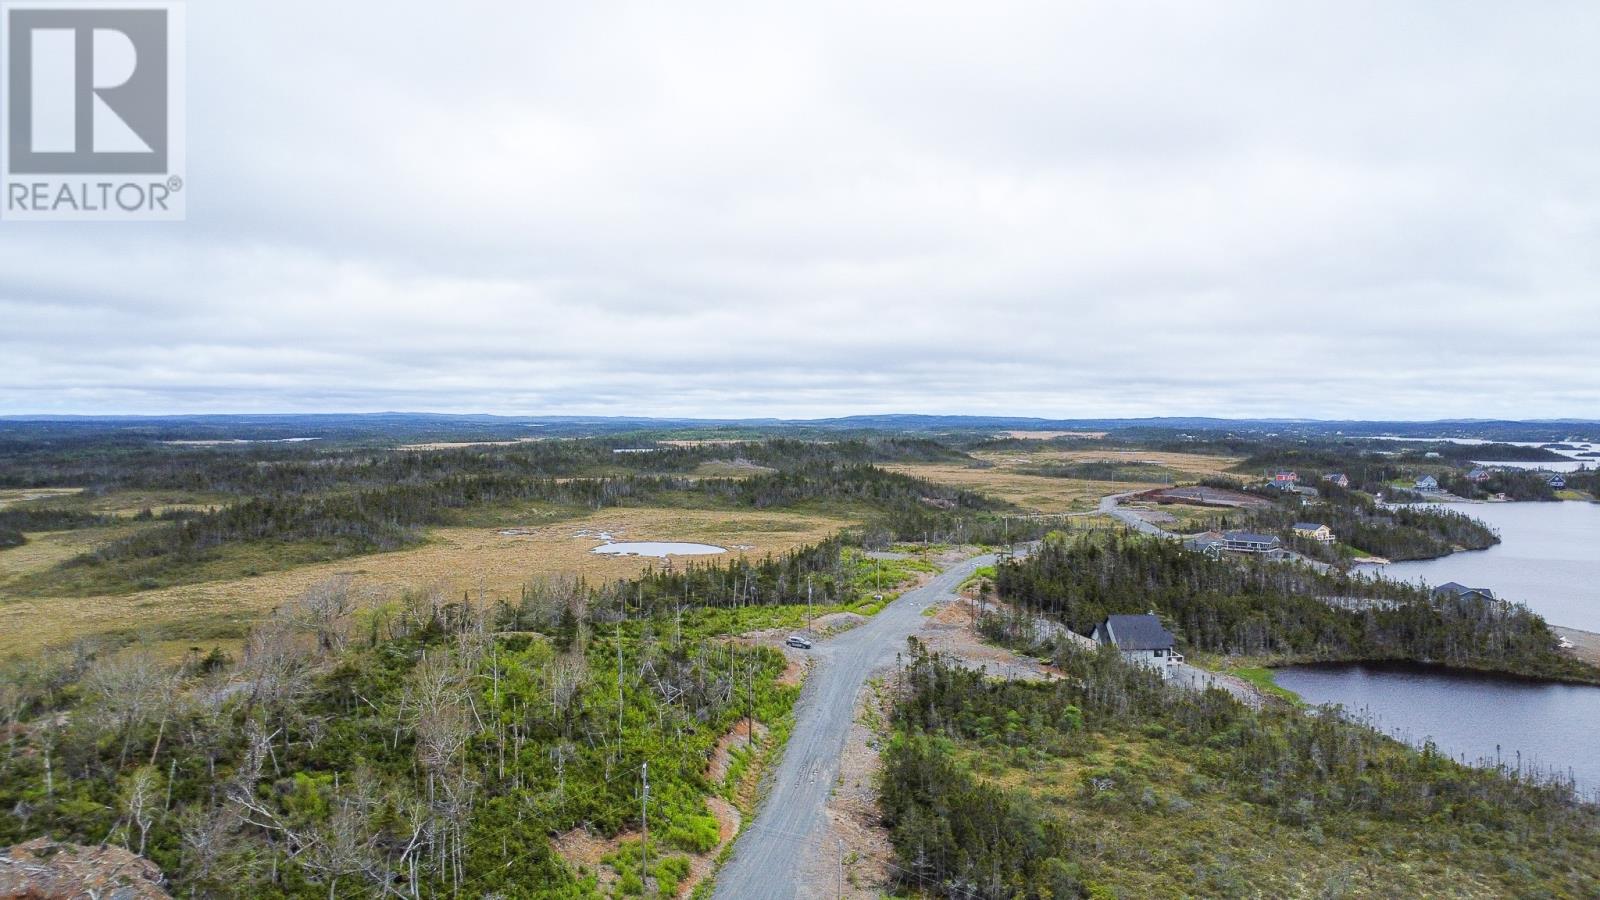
top-left (1415, 475), bottom-right (1439, 491)
top-left (1091, 613), bottom-right (1181, 669)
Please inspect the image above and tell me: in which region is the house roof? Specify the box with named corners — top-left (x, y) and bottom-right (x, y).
top-left (1434, 582), bottom-right (1497, 601)
top-left (1224, 530), bottom-right (1280, 544)
top-left (1293, 522), bottom-right (1327, 531)
top-left (1096, 614), bottom-right (1176, 651)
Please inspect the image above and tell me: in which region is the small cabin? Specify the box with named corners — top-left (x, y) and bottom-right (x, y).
top-left (1548, 474), bottom-right (1567, 489)
top-left (1467, 468), bottom-right (1492, 483)
top-left (1091, 614), bottom-right (1181, 669)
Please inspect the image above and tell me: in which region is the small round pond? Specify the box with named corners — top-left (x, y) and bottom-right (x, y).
top-left (590, 541), bottom-right (728, 558)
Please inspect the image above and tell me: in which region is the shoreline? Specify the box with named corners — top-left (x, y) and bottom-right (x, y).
top-left (1555, 626), bottom-right (1600, 668)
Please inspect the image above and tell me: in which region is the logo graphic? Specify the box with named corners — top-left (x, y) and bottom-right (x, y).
top-left (2, 1), bottom-right (184, 220)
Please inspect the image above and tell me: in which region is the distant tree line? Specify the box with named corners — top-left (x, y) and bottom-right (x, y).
top-left (0, 507), bottom-right (119, 549)
top-left (35, 460), bottom-right (1041, 593)
top-left (1020, 461), bottom-right (1175, 483)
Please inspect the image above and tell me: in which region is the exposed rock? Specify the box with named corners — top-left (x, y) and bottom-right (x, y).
top-left (0, 838), bottom-right (170, 899)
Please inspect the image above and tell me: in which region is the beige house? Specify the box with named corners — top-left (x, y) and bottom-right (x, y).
top-left (1293, 522), bottom-right (1336, 544)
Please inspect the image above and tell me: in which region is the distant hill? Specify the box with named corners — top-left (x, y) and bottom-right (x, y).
top-left (1, 412), bottom-right (1596, 444)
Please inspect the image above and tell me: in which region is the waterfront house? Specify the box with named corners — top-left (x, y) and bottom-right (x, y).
top-left (1223, 530), bottom-right (1282, 553)
top-left (1415, 475), bottom-right (1439, 491)
top-left (1293, 522), bottom-right (1336, 544)
top-left (1467, 467), bottom-right (1492, 483)
top-left (1322, 473), bottom-right (1350, 488)
top-left (1549, 474), bottom-right (1567, 489)
top-left (1433, 582), bottom-right (1498, 603)
top-left (1091, 614), bottom-right (1182, 669)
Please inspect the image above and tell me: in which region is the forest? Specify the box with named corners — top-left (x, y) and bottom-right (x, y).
top-left (0, 535), bottom-right (895, 897)
top-left (5, 439), bottom-right (1030, 595)
top-left (879, 647), bottom-right (1600, 898)
top-left (993, 531), bottom-right (1595, 682)
top-left (0, 506), bottom-right (120, 548)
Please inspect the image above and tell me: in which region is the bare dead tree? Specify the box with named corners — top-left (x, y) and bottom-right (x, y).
top-left (80, 649), bottom-right (173, 769)
top-left (289, 576), bottom-right (358, 656)
top-left (120, 764), bottom-right (162, 856)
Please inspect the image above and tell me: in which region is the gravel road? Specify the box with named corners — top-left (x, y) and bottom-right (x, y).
top-left (712, 553), bottom-right (994, 900)
top-left (1097, 490), bottom-right (1176, 537)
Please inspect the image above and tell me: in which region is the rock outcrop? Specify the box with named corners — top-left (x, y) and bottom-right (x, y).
top-left (0, 838), bottom-right (170, 899)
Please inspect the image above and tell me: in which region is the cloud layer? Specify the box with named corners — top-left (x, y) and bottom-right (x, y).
top-left (3, 1), bottom-right (1598, 418)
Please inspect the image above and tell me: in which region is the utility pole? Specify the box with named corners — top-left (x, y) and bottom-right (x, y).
top-left (641, 761), bottom-right (650, 891)
top-left (807, 577), bottom-right (813, 621)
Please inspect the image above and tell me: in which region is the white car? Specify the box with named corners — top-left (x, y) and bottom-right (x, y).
top-left (785, 635), bottom-right (813, 650)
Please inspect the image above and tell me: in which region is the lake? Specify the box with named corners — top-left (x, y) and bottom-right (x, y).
top-left (1274, 663), bottom-right (1600, 799)
top-left (1364, 435), bottom-right (1598, 473)
top-left (591, 541), bottom-right (728, 558)
top-left (1365, 501), bottom-right (1600, 632)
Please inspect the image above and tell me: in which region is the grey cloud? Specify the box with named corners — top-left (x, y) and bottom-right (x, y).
top-left (1, 1), bottom-right (1597, 418)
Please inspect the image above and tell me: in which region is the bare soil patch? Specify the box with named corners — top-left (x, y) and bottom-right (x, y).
top-left (707, 720), bottom-right (769, 787)
top-left (1138, 485), bottom-right (1272, 509)
top-left (807, 681), bottom-right (896, 899)
top-left (1555, 627), bottom-right (1600, 668)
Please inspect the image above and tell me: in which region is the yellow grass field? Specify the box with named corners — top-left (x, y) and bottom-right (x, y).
top-left (0, 488), bottom-right (83, 509)
top-left (973, 448), bottom-right (1241, 478)
top-left (883, 463), bottom-right (1151, 513)
top-left (1000, 430), bottom-right (1108, 440)
top-left (0, 487), bottom-right (225, 518)
top-left (0, 506), bottom-right (852, 656)
top-left (885, 448), bottom-right (1243, 515)
top-left (397, 438), bottom-right (545, 450)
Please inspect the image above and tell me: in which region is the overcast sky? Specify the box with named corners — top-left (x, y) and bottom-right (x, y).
top-left (3, 1), bottom-right (1598, 419)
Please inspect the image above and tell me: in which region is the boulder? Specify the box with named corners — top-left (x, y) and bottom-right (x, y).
top-left (0, 838), bottom-right (170, 899)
